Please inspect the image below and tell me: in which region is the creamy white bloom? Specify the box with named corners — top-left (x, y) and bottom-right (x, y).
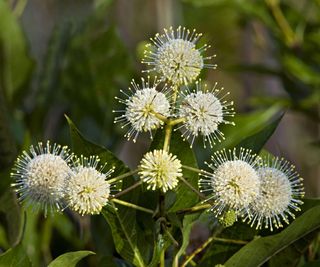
top-left (114, 78), bottom-right (170, 142)
top-left (200, 148), bottom-right (261, 218)
top-left (177, 81), bottom-right (235, 148)
top-left (245, 156), bottom-right (304, 231)
top-left (139, 150), bottom-right (182, 192)
top-left (142, 26), bottom-right (216, 85)
top-left (65, 156), bottom-right (114, 216)
top-left (11, 141), bottom-right (72, 215)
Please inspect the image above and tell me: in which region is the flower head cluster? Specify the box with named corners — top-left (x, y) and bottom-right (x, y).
top-left (11, 141), bottom-right (72, 215)
top-left (65, 156), bottom-right (114, 216)
top-left (245, 157), bottom-right (304, 231)
top-left (139, 149), bottom-right (182, 192)
top-left (114, 78), bottom-right (170, 142)
top-left (200, 148), bottom-right (261, 217)
top-left (177, 81), bottom-right (235, 148)
top-left (143, 26), bottom-right (216, 85)
top-left (11, 142), bottom-right (116, 216)
top-left (10, 26), bottom-right (305, 237)
top-left (113, 27), bottom-right (234, 147)
top-left (200, 148), bottom-right (305, 230)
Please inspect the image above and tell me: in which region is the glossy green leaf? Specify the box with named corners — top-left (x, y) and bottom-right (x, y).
top-left (268, 198), bottom-right (320, 267)
top-left (67, 116), bottom-right (147, 266)
top-left (235, 113), bottom-right (283, 154)
top-left (200, 222), bottom-right (257, 266)
top-left (102, 205), bottom-right (146, 267)
top-left (48, 251), bottom-right (95, 267)
top-left (268, 231), bottom-right (316, 267)
top-left (0, 0), bottom-right (33, 101)
top-left (224, 205), bottom-right (320, 267)
top-left (66, 115), bottom-right (128, 177)
top-left (0, 244), bottom-right (31, 267)
top-left (213, 105), bottom-right (281, 151)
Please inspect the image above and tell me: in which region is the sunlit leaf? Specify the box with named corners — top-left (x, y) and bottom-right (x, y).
top-left (224, 205), bottom-right (320, 267)
top-left (48, 251), bottom-right (95, 267)
top-left (0, 244), bottom-right (31, 267)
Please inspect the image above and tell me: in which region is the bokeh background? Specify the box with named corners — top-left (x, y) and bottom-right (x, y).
top-left (0, 0), bottom-right (319, 266)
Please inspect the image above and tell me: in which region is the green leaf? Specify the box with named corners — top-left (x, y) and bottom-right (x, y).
top-left (268, 231), bottom-right (316, 267)
top-left (67, 116), bottom-right (147, 266)
top-left (0, 190), bottom-right (21, 246)
top-left (268, 198), bottom-right (320, 267)
top-left (301, 260), bottom-right (320, 267)
top-left (235, 113), bottom-right (283, 154)
top-left (282, 54), bottom-right (320, 87)
top-left (0, 0), bottom-right (33, 101)
top-left (200, 222), bottom-right (257, 266)
top-left (0, 244), bottom-right (31, 267)
top-left (224, 205), bottom-right (320, 267)
top-left (150, 129), bottom-right (199, 212)
top-left (213, 105), bottom-right (281, 151)
top-left (48, 251), bottom-right (95, 267)
top-left (175, 213), bottom-right (200, 259)
top-left (66, 115), bottom-right (127, 176)
top-left (102, 206), bottom-right (146, 267)
top-left (90, 215), bottom-right (115, 257)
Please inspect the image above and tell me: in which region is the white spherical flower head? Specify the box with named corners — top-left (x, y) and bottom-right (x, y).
top-left (178, 81), bottom-right (235, 148)
top-left (66, 156), bottom-right (114, 216)
top-left (200, 148), bottom-right (261, 218)
top-left (114, 78), bottom-right (170, 143)
top-left (143, 26), bottom-right (216, 85)
top-left (246, 157), bottom-right (304, 231)
top-left (11, 141), bottom-right (72, 215)
top-left (139, 150), bottom-right (182, 192)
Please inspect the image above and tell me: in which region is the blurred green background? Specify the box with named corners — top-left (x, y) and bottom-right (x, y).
top-left (0, 0), bottom-right (319, 266)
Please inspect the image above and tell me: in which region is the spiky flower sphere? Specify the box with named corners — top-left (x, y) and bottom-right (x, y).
top-left (142, 26), bottom-right (216, 85)
top-left (139, 149), bottom-right (182, 192)
top-left (178, 81), bottom-right (235, 148)
top-left (114, 78), bottom-right (170, 142)
top-left (246, 157), bottom-right (304, 231)
top-left (65, 156), bottom-right (114, 216)
top-left (11, 141), bottom-right (72, 215)
top-left (200, 148), bottom-right (261, 217)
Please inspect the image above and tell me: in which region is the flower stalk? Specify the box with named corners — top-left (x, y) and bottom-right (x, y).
top-left (111, 198), bottom-right (154, 214)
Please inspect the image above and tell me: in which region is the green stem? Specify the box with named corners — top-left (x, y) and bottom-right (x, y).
top-left (181, 236), bottom-right (214, 267)
top-left (179, 176), bottom-right (206, 200)
top-left (176, 204), bottom-right (211, 215)
top-left (111, 198), bottom-right (154, 214)
top-left (266, 0), bottom-right (295, 46)
top-left (164, 227), bottom-right (179, 247)
top-left (168, 117), bottom-right (186, 126)
top-left (182, 165), bottom-right (206, 174)
top-left (111, 180), bottom-right (143, 199)
top-left (181, 236), bottom-right (248, 267)
top-left (108, 169), bottom-right (138, 184)
top-left (150, 110), bottom-right (168, 123)
top-left (163, 124), bottom-right (173, 151)
top-left (212, 237), bottom-right (248, 245)
top-left (160, 249), bottom-right (165, 267)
